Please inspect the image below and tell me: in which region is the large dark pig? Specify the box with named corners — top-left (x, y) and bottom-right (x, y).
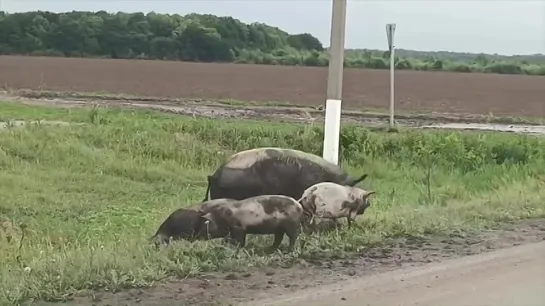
top-left (195, 195), bottom-right (313, 252)
top-left (202, 147), bottom-right (368, 202)
top-left (151, 198), bottom-right (237, 246)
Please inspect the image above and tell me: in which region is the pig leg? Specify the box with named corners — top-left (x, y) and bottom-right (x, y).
top-left (346, 216), bottom-right (352, 228)
top-left (223, 237), bottom-right (235, 245)
top-left (284, 222), bottom-right (300, 252)
top-left (267, 231), bottom-right (285, 253)
top-left (331, 217), bottom-right (341, 235)
top-left (303, 217), bottom-right (317, 234)
top-left (229, 227), bottom-right (247, 248)
top-left (344, 209), bottom-right (356, 228)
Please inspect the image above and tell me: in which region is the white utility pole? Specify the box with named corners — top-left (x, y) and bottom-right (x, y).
top-left (322, 0), bottom-right (347, 165)
top-left (386, 23), bottom-right (396, 129)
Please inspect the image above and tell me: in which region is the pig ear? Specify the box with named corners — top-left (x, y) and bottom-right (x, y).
top-left (363, 191), bottom-right (376, 198)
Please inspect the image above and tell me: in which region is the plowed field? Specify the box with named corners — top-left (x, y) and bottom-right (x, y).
top-left (1, 55), bottom-right (544, 117)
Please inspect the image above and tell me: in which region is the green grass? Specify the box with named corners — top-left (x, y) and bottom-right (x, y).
top-left (1, 101), bottom-right (545, 304)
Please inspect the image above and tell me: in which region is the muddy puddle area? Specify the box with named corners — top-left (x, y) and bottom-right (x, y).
top-left (0, 93), bottom-right (512, 129)
top-left (420, 122), bottom-right (545, 135)
top-left (3, 92), bottom-right (545, 134)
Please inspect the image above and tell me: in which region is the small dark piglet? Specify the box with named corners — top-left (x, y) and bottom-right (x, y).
top-left (196, 194), bottom-right (312, 253)
top-left (150, 208), bottom-right (204, 246)
top-left (151, 198), bottom-right (238, 246)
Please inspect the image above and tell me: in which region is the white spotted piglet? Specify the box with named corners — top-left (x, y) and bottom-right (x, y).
top-left (298, 181), bottom-right (375, 229)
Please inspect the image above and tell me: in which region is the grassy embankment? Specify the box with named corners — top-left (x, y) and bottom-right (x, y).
top-left (0, 101), bottom-right (544, 304)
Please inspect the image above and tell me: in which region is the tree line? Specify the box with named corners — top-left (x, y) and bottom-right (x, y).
top-left (0, 10), bottom-right (543, 76)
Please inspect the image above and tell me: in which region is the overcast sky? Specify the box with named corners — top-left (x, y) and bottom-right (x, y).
top-left (1, 0), bottom-right (544, 55)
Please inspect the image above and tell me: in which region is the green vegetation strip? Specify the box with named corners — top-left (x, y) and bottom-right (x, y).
top-left (0, 101), bottom-right (544, 304)
top-left (0, 11), bottom-right (543, 75)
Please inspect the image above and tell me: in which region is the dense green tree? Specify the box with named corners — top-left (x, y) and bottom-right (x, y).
top-left (0, 10), bottom-right (543, 75)
top-left (287, 33), bottom-right (323, 51)
top-left (0, 10), bottom-right (323, 62)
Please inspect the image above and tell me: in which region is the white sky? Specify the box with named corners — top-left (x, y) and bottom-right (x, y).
top-left (1, 0), bottom-right (544, 55)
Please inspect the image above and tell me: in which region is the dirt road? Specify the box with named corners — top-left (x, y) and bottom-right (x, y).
top-left (3, 93), bottom-right (545, 136)
top-left (249, 241), bottom-right (545, 306)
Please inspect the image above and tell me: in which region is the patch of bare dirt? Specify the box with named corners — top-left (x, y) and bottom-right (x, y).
top-left (249, 241), bottom-right (545, 306)
top-left (33, 218), bottom-right (545, 306)
top-left (2, 92), bottom-right (543, 132)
